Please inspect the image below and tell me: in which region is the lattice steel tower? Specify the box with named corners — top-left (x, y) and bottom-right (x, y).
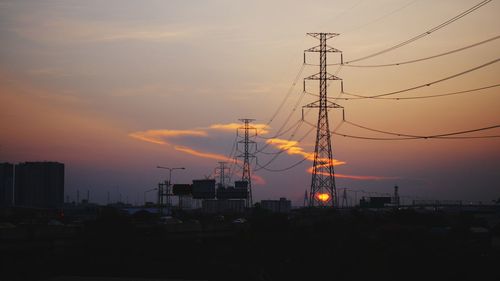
top-left (215, 162), bottom-right (230, 188)
top-left (237, 118), bottom-right (257, 207)
top-left (303, 33), bottom-right (343, 207)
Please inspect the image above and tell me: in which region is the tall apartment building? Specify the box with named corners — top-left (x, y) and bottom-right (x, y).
top-left (0, 163), bottom-right (14, 207)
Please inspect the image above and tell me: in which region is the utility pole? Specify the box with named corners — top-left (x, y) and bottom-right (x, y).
top-left (237, 119), bottom-right (257, 207)
top-left (303, 32), bottom-right (343, 208)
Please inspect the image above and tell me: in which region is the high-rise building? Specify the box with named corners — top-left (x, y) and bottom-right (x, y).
top-left (0, 163), bottom-right (14, 207)
top-left (14, 162), bottom-right (64, 208)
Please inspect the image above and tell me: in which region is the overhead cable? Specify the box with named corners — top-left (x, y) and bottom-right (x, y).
top-left (341, 0), bottom-right (419, 34)
top-left (265, 64), bottom-right (305, 125)
top-left (304, 120), bottom-right (500, 140)
top-left (343, 58), bottom-right (500, 99)
top-left (256, 90), bottom-right (308, 153)
top-left (334, 83), bottom-right (500, 100)
top-left (254, 123), bottom-right (315, 171)
top-left (344, 0), bottom-right (493, 64)
top-left (255, 120), bottom-right (344, 172)
top-left (345, 35), bottom-right (500, 67)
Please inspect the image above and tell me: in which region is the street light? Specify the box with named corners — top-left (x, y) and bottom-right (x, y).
top-left (156, 166), bottom-right (186, 186)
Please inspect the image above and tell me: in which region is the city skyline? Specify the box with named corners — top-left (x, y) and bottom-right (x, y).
top-left (1, 0), bottom-right (499, 205)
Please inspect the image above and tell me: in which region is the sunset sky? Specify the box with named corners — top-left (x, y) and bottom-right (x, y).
top-left (1, 0), bottom-right (499, 205)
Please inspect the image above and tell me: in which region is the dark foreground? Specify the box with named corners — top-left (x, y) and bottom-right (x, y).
top-left (1, 207), bottom-right (499, 281)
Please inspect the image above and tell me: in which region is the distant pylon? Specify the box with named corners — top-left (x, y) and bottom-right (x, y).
top-left (215, 162), bottom-right (230, 188)
top-left (393, 185), bottom-right (400, 207)
top-left (303, 33), bottom-right (344, 208)
top-left (237, 119), bottom-right (257, 207)
top-left (341, 188), bottom-right (348, 208)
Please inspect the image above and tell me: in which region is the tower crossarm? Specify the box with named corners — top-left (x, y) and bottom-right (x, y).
top-left (306, 32), bottom-right (339, 39)
top-left (305, 45), bottom-right (342, 53)
top-left (305, 73), bottom-right (342, 81)
top-left (303, 100), bottom-right (343, 109)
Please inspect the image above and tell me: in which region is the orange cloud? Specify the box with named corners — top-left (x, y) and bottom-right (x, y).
top-left (210, 123), bottom-right (270, 135)
top-left (129, 129), bottom-right (207, 145)
top-left (307, 170), bottom-right (397, 181)
top-left (267, 138), bottom-right (346, 166)
top-left (266, 138), bottom-right (393, 181)
top-left (174, 145), bottom-right (233, 162)
top-left (336, 174), bottom-right (398, 180)
top-left (231, 170), bottom-right (266, 186)
top-left (252, 174), bottom-right (266, 185)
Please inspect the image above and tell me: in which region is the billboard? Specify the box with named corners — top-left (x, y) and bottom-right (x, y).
top-left (172, 184), bottom-right (192, 196)
top-left (192, 179), bottom-right (216, 199)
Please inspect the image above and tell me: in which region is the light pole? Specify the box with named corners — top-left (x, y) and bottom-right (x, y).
top-left (156, 166), bottom-right (186, 186)
top-left (157, 166), bottom-right (186, 210)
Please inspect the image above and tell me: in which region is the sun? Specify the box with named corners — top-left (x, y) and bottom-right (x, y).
top-left (316, 193), bottom-right (330, 202)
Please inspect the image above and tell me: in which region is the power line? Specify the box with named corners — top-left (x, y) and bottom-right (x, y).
top-left (254, 121), bottom-right (315, 171)
top-left (343, 58), bottom-right (500, 99)
top-left (346, 121), bottom-right (500, 139)
top-left (304, 119), bottom-right (500, 140)
top-left (318, 0), bottom-right (367, 30)
top-left (256, 119), bottom-right (302, 140)
top-left (255, 156), bottom-right (309, 172)
top-left (265, 63), bottom-right (306, 125)
top-left (340, 0), bottom-right (420, 34)
top-left (226, 134), bottom-right (240, 182)
top-left (345, 0), bottom-right (493, 64)
top-left (344, 35), bottom-right (500, 67)
top-left (255, 90), bottom-right (308, 153)
top-left (257, 108), bottom-right (316, 156)
top-left (256, 120), bottom-right (345, 172)
top-left (335, 83), bottom-right (500, 100)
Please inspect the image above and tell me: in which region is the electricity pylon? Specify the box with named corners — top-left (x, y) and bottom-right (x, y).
top-left (237, 119), bottom-right (257, 207)
top-left (303, 33), bottom-right (343, 207)
top-left (215, 162), bottom-right (230, 188)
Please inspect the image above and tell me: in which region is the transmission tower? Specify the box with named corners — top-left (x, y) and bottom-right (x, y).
top-left (393, 185), bottom-right (400, 207)
top-left (341, 188), bottom-right (348, 208)
top-left (237, 119), bottom-right (257, 207)
top-left (214, 162), bottom-right (230, 188)
top-left (303, 32), bottom-right (344, 207)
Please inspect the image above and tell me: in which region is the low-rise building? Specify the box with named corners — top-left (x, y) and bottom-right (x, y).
top-left (202, 199), bottom-right (245, 214)
top-left (261, 197), bottom-right (291, 213)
